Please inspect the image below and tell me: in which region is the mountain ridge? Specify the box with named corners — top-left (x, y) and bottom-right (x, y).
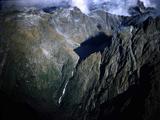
top-left (0, 4), bottom-right (160, 120)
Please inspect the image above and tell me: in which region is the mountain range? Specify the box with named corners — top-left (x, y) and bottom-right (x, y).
top-left (0, 1), bottom-right (160, 120)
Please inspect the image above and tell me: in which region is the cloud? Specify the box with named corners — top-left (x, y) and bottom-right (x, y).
top-left (71, 0), bottom-right (89, 14)
top-left (140, 0), bottom-right (155, 7)
top-left (91, 0), bottom-right (156, 16)
top-left (1, 0), bottom-right (158, 16)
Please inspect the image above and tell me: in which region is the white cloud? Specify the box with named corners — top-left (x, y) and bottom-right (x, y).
top-left (2, 0), bottom-right (157, 16)
top-left (71, 0), bottom-right (89, 14)
top-left (140, 0), bottom-right (155, 7)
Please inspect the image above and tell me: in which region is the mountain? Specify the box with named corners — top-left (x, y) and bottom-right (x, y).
top-left (0, 3), bottom-right (160, 120)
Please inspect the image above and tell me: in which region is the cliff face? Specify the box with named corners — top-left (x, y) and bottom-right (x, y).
top-left (73, 16), bottom-right (160, 120)
top-left (0, 6), bottom-right (160, 120)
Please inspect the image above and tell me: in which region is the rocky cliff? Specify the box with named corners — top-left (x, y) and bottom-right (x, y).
top-left (0, 5), bottom-right (160, 120)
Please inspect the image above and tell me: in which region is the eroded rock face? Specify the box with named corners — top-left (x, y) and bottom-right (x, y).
top-left (0, 6), bottom-right (160, 120)
top-left (74, 16), bottom-right (160, 120)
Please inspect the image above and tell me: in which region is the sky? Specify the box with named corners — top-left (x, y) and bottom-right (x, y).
top-left (1, 0), bottom-right (159, 16)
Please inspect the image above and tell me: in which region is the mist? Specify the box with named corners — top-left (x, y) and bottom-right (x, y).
top-left (1, 0), bottom-right (159, 16)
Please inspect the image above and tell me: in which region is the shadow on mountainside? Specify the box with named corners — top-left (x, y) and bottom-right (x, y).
top-left (0, 90), bottom-right (42, 120)
top-left (74, 32), bottom-right (112, 62)
top-left (96, 62), bottom-right (160, 120)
